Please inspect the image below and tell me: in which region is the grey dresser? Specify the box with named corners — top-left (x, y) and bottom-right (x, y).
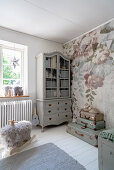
top-left (36, 52), bottom-right (72, 131)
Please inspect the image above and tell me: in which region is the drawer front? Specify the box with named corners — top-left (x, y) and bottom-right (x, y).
top-left (43, 114), bottom-right (59, 124)
top-left (59, 106), bottom-right (71, 112)
top-left (58, 99), bottom-right (71, 107)
top-left (45, 101), bottom-right (58, 110)
top-left (45, 108), bottom-right (59, 115)
top-left (45, 107), bottom-right (71, 115)
top-left (58, 112), bottom-right (72, 120)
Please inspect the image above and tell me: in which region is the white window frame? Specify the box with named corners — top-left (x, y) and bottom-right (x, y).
top-left (0, 42), bottom-right (28, 96)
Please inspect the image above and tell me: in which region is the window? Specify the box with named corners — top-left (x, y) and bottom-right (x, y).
top-left (0, 40), bottom-right (28, 96)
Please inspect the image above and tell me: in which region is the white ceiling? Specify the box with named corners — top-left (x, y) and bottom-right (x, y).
top-left (0, 0), bottom-right (114, 43)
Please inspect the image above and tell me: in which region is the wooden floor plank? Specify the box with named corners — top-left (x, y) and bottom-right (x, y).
top-left (85, 159), bottom-right (99, 170)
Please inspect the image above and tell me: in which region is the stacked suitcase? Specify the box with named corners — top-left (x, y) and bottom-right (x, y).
top-left (66, 109), bottom-right (105, 147)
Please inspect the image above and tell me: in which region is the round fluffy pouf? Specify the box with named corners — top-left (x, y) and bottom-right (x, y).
top-left (1, 121), bottom-right (32, 148)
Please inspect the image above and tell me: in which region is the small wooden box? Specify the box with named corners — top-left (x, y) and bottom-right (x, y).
top-left (80, 110), bottom-right (104, 122)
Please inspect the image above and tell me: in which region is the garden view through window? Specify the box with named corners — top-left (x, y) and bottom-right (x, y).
top-left (0, 40), bottom-right (28, 96)
top-left (3, 48), bottom-right (22, 86)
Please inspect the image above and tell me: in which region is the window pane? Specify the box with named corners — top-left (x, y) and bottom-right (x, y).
top-left (3, 80), bottom-right (16, 85)
top-left (3, 55), bottom-right (13, 64)
top-left (3, 48), bottom-right (21, 65)
top-left (3, 65), bottom-right (20, 79)
top-left (3, 80), bottom-right (20, 86)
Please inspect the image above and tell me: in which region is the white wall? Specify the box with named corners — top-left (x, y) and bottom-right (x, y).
top-left (0, 27), bottom-right (63, 100)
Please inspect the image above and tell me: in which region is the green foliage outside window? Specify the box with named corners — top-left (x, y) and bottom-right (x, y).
top-left (3, 80), bottom-right (16, 85)
top-left (3, 55), bottom-right (12, 64)
top-left (2, 55), bottom-right (21, 86)
top-left (3, 65), bottom-right (20, 79)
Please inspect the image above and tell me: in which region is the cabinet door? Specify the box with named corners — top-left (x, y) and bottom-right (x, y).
top-left (45, 54), bottom-right (57, 99)
top-left (102, 143), bottom-right (114, 170)
top-left (58, 55), bottom-right (70, 98)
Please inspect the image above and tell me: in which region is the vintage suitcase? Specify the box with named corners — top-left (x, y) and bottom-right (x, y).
top-left (80, 110), bottom-right (104, 122)
top-left (76, 117), bottom-right (105, 130)
top-left (66, 123), bottom-right (104, 147)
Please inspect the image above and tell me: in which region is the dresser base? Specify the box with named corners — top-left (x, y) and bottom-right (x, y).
top-left (37, 98), bottom-right (72, 132)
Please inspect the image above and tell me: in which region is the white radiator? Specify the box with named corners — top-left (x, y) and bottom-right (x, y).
top-left (0, 100), bottom-right (32, 128)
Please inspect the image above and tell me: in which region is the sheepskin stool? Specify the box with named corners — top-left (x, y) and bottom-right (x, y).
top-left (1, 120), bottom-right (32, 155)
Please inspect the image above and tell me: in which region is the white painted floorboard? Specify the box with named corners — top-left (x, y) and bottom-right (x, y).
top-left (0, 124), bottom-right (99, 170)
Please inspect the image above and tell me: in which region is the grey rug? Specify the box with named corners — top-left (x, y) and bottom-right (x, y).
top-left (0, 143), bottom-right (86, 170)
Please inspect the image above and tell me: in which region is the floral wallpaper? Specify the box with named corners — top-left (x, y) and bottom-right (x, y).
top-left (63, 20), bottom-right (114, 128)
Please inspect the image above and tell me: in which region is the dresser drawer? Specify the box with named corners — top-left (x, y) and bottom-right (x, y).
top-left (59, 106), bottom-right (71, 112)
top-left (45, 101), bottom-right (58, 110)
top-left (45, 108), bottom-right (59, 115)
top-left (58, 99), bottom-right (71, 107)
top-left (58, 112), bottom-right (72, 120)
top-left (43, 114), bottom-right (59, 124)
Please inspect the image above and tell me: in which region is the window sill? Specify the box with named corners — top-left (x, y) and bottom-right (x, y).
top-left (0, 95), bottom-right (29, 98)
top-left (0, 96), bottom-right (31, 102)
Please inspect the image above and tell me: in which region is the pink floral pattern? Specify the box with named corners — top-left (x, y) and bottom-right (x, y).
top-left (63, 20), bottom-right (114, 127)
top-left (84, 71), bottom-right (104, 89)
top-left (73, 42), bottom-right (94, 58)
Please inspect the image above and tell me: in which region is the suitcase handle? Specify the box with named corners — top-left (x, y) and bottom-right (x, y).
top-left (75, 130), bottom-right (84, 137)
top-left (81, 121), bottom-right (88, 126)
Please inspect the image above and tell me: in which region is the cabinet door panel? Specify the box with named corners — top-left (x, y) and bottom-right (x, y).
top-left (59, 56), bottom-right (70, 98)
top-left (45, 54), bottom-right (57, 99)
top-left (102, 143), bottom-right (114, 170)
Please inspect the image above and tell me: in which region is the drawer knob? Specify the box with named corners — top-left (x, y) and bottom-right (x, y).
top-left (48, 110), bottom-right (51, 113)
top-left (48, 104), bottom-right (52, 106)
top-left (49, 118), bottom-right (52, 120)
top-left (58, 102), bottom-right (59, 104)
top-left (65, 108), bottom-right (67, 111)
top-left (81, 121), bottom-right (88, 127)
top-left (65, 115), bottom-right (68, 117)
top-left (65, 103), bottom-right (68, 105)
top-left (110, 152), bottom-right (113, 155)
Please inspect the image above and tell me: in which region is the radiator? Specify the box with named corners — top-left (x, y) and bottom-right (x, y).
top-left (0, 100), bottom-right (32, 128)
